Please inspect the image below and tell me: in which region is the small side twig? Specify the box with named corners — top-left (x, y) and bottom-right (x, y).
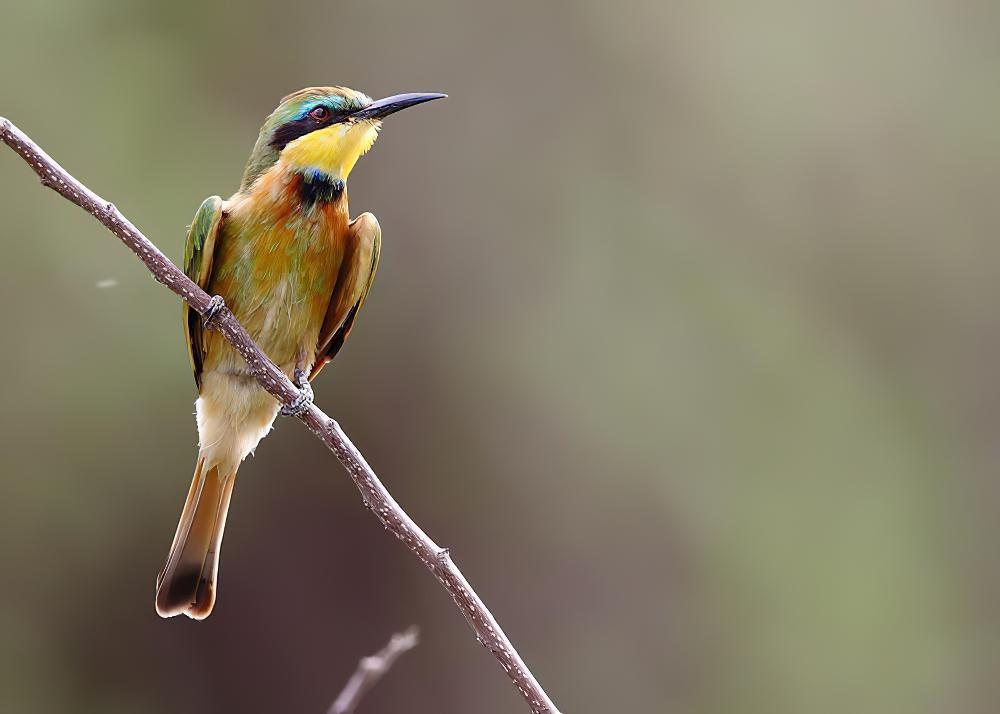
top-left (0, 117), bottom-right (561, 714)
top-left (329, 626), bottom-right (420, 714)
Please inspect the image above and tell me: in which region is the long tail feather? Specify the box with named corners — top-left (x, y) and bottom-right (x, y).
top-left (155, 457), bottom-right (238, 620)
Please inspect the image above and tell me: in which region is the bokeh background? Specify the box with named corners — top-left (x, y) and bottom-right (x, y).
top-left (2, 1), bottom-right (999, 712)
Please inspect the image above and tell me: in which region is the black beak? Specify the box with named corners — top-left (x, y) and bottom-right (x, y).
top-left (351, 92), bottom-right (447, 121)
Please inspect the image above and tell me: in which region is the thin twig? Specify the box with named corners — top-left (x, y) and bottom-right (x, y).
top-left (0, 117), bottom-right (561, 714)
top-left (329, 626), bottom-right (420, 714)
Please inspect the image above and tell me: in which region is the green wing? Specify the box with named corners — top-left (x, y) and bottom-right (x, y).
top-left (310, 212), bottom-right (381, 380)
top-left (182, 196), bottom-right (225, 390)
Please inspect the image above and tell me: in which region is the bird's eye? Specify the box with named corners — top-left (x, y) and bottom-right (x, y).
top-left (308, 106), bottom-right (330, 121)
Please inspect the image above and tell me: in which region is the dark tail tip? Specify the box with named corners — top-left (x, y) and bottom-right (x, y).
top-left (155, 565), bottom-right (216, 620)
top-left (155, 458), bottom-right (238, 620)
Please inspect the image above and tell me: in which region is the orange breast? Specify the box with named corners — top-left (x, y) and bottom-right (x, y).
top-left (203, 168), bottom-right (350, 374)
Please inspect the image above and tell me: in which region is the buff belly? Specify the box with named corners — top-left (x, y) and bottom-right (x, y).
top-left (196, 267), bottom-right (336, 473)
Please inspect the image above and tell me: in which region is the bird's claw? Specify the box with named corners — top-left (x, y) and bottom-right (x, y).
top-left (280, 369), bottom-right (314, 417)
top-left (202, 295), bottom-right (226, 330)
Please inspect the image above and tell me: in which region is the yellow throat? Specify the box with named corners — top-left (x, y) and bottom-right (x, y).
top-left (279, 119), bottom-right (380, 179)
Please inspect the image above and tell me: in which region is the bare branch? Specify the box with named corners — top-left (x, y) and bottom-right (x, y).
top-left (0, 117), bottom-right (561, 714)
top-left (329, 626), bottom-right (420, 714)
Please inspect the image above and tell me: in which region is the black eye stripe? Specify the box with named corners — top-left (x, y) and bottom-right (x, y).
top-left (269, 109), bottom-right (352, 151)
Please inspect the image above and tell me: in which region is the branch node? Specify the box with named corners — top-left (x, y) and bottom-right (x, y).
top-left (328, 626), bottom-right (421, 714)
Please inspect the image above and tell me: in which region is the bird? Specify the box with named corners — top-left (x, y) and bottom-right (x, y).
top-left (155, 86), bottom-right (445, 620)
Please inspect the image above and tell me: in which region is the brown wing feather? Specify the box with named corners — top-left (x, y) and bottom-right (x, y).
top-left (182, 196), bottom-right (225, 390)
top-left (310, 212), bottom-right (381, 380)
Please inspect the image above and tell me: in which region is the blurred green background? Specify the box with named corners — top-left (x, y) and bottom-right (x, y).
top-left (2, 1), bottom-right (999, 712)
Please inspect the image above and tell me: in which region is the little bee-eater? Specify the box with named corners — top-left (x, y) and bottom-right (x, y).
top-left (155, 87), bottom-right (445, 619)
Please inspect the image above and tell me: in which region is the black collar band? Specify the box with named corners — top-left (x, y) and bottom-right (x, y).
top-left (296, 170), bottom-right (345, 207)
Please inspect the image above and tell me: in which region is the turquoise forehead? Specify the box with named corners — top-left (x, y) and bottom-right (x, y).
top-left (259, 88), bottom-right (373, 139)
top-left (297, 96), bottom-right (345, 118)
top-left (280, 90), bottom-right (372, 120)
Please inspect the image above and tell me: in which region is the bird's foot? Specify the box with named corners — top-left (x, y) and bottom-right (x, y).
top-left (280, 369), bottom-right (314, 417)
top-left (202, 295), bottom-right (226, 330)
